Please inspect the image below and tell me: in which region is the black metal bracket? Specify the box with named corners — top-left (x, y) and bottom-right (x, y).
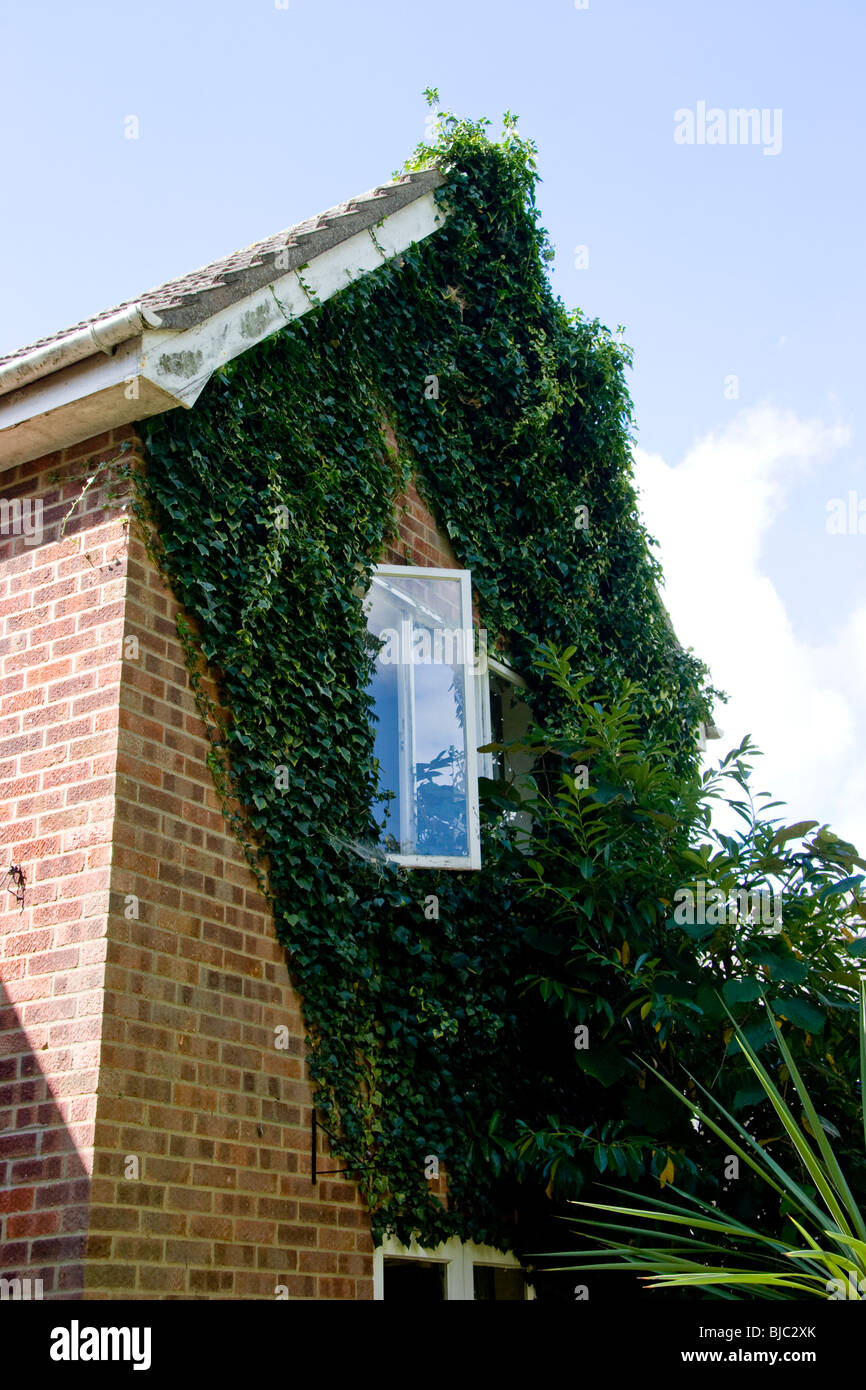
top-left (1, 863), bottom-right (26, 912)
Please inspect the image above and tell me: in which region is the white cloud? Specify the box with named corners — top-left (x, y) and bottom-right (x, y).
top-left (633, 405), bottom-right (866, 851)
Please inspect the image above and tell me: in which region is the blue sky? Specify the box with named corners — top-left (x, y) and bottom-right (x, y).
top-left (2, 0), bottom-right (863, 847)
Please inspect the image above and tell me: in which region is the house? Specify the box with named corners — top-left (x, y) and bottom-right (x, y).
top-left (0, 131), bottom-right (713, 1300)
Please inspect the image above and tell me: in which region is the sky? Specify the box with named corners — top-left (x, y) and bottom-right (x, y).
top-left (1, 0), bottom-right (863, 849)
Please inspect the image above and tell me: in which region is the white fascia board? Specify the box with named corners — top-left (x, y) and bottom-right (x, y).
top-left (0, 340), bottom-right (179, 468)
top-left (0, 339), bottom-right (142, 430)
top-left (0, 190), bottom-right (445, 471)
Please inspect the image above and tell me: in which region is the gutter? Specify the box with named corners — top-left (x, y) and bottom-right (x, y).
top-left (0, 303), bottom-right (164, 397)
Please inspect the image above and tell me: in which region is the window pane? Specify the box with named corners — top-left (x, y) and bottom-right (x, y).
top-left (366, 572), bottom-right (474, 860)
top-left (473, 1264), bottom-right (525, 1300)
top-left (383, 1257), bottom-right (446, 1301)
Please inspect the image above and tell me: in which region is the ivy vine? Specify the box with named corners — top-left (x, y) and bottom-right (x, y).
top-left (134, 111), bottom-right (717, 1248)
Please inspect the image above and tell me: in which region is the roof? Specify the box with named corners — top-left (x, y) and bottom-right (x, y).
top-left (0, 169), bottom-right (444, 369)
top-left (0, 167), bottom-right (447, 468)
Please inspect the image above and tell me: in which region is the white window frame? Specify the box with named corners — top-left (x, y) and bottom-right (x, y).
top-left (366, 565), bottom-right (482, 871)
top-left (373, 1235), bottom-right (535, 1300)
top-left (476, 655), bottom-right (528, 782)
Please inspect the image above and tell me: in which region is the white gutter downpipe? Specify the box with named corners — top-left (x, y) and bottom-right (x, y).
top-left (0, 303), bottom-right (164, 397)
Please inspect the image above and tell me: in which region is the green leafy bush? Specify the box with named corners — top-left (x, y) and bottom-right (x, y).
top-left (545, 986), bottom-right (866, 1299)
top-left (498, 643), bottom-right (866, 1250)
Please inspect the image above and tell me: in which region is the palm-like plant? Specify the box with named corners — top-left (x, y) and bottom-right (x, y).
top-left (546, 984), bottom-right (866, 1298)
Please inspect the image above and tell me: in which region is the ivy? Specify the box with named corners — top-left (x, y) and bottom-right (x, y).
top-left (134, 111), bottom-right (717, 1248)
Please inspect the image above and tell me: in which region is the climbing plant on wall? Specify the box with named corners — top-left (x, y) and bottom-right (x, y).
top-left (135, 108), bottom-right (718, 1248)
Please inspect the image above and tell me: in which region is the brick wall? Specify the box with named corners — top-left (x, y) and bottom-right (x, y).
top-left (0, 428), bottom-right (374, 1299)
top-left (383, 478), bottom-right (460, 569)
top-left (88, 511), bottom-right (372, 1299)
top-left (0, 429), bottom-right (130, 1297)
top-left (383, 475), bottom-right (485, 637)
top-left (1, 424), bottom-right (464, 1300)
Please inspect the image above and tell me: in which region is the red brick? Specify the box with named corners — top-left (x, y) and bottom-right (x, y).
top-left (0, 1186), bottom-right (34, 1214)
top-left (1, 446), bottom-right (373, 1301)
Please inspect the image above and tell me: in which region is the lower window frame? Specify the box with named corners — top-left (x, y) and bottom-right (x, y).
top-left (373, 1235), bottom-right (535, 1301)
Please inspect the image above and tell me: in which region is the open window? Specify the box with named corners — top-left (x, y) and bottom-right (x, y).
top-left (364, 564), bottom-right (535, 869)
top-left (365, 566), bottom-right (482, 869)
top-left (476, 656), bottom-right (531, 783)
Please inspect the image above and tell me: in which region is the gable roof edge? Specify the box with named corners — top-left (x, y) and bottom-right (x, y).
top-left (0, 170), bottom-right (446, 469)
